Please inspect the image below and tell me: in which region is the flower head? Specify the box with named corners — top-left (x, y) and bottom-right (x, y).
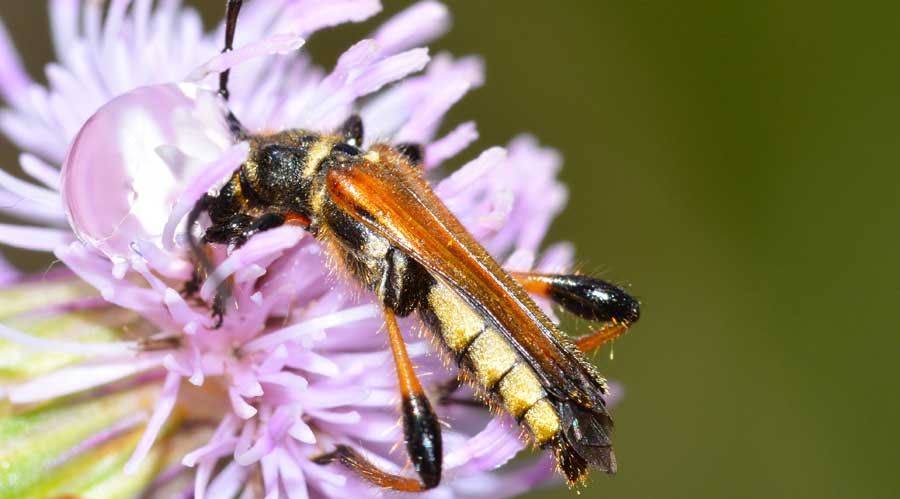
top-left (0, 2), bottom-right (618, 498)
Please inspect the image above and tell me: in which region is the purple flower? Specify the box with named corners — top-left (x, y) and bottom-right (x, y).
top-left (0, 1), bottom-right (621, 498)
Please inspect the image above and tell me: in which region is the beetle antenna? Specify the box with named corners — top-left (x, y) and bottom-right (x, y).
top-left (220, 0), bottom-right (243, 101)
top-left (219, 0), bottom-right (247, 139)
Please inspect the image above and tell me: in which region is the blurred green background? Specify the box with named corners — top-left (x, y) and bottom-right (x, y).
top-left (2, 1), bottom-right (899, 498)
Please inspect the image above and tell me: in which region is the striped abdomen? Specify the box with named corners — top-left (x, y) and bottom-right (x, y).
top-left (420, 283), bottom-right (562, 446)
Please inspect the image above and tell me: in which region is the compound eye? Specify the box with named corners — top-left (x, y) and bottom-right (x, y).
top-left (331, 142), bottom-right (362, 156)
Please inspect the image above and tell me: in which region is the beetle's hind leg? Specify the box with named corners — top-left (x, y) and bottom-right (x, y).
top-left (511, 271), bottom-right (641, 353)
top-left (314, 306), bottom-right (442, 491)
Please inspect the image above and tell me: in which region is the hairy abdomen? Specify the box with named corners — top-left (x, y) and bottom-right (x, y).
top-left (420, 283), bottom-right (562, 445)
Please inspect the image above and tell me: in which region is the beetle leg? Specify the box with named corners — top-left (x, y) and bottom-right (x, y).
top-left (510, 271), bottom-right (640, 352)
top-left (394, 142), bottom-right (424, 166)
top-left (313, 306), bottom-right (442, 491)
top-left (339, 114), bottom-right (364, 147)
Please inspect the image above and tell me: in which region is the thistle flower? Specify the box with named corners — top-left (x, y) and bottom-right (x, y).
top-left (0, 1), bottom-right (619, 498)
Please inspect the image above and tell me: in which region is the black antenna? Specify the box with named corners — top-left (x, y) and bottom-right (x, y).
top-left (219, 0), bottom-right (244, 101)
top-left (219, 0), bottom-right (246, 139)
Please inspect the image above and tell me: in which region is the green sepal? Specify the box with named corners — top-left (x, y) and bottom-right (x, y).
top-left (0, 280), bottom-right (97, 321)
top-left (0, 384), bottom-right (160, 499)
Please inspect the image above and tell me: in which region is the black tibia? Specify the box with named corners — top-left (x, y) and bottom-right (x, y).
top-left (551, 275), bottom-right (639, 324)
top-left (395, 142), bottom-right (424, 166)
top-left (517, 272), bottom-right (640, 324)
top-left (339, 114), bottom-right (364, 146)
top-left (402, 392), bottom-right (442, 489)
top-left (383, 306), bottom-right (441, 489)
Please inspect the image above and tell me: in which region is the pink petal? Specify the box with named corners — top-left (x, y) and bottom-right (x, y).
top-left (0, 223), bottom-right (71, 251)
top-left (193, 458), bottom-right (216, 499)
top-left (0, 323), bottom-right (138, 358)
top-left (371, 1), bottom-right (450, 56)
top-left (19, 153), bottom-right (61, 190)
top-left (163, 288), bottom-right (212, 330)
top-left (260, 452), bottom-right (281, 498)
top-left (199, 226), bottom-right (304, 300)
top-left (9, 356), bottom-right (162, 404)
top-left (280, 0), bottom-right (382, 35)
top-left (0, 168), bottom-right (61, 206)
top-left (426, 121), bottom-right (478, 168)
top-left (183, 437), bottom-right (237, 468)
top-left (259, 371), bottom-right (309, 392)
top-left (289, 420), bottom-right (316, 444)
top-left (233, 418), bottom-right (268, 465)
top-left (307, 409), bottom-right (360, 425)
top-left (231, 364), bottom-right (264, 398)
top-left (0, 109), bottom-right (67, 165)
top-left (444, 417), bottom-right (524, 472)
top-left (243, 304), bottom-right (377, 352)
top-left (277, 449), bottom-right (309, 499)
top-left (353, 47), bottom-right (430, 96)
top-left (162, 141), bottom-right (248, 251)
top-left (302, 47), bottom-right (430, 127)
top-left (257, 344), bottom-right (290, 374)
top-left (183, 414), bottom-right (240, 467)
top-left (0, 18), bottom-right (32, 107)
top-left (229, 387), bottom-right (258, 419)
top-left (133, 240), bottom-right (193, 279)
top-left (49, 0), bottom-right (79, 67)
top-left (285, 350), bottom-right (339, 376)
top-left (435, 147), bottom-right (506, 198)
top-left (397, 54), bottom-right (485, 143)
top-left (0, 251), bottom-right (21, 284)
top-left (207, 461), bottom-right (249, 499)
top-left (536, 242), bottom-right (575, 273)
top-left (0, 189), bottom-right (67, 225)
top-left (125, 370), bottom-right (181, 474)
top-left (452, 454), bottom-right (556, 498)
top-left (187, 33), bottom-right (305, 82)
